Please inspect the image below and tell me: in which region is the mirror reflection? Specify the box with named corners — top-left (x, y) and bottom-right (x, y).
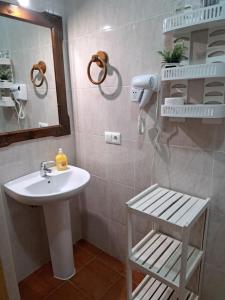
top-left (0, 16), bottom-right (59, 133)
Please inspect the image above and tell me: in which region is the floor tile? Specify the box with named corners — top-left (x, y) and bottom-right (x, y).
top-left (73, 244), bottom-right (96, 272)
top-left (19, 263), bottom-right (62, 300)
top-left (19, 240), bottom-right (143, 300)
top-left (77, 239), bottom-right (125, 274)
top-left (46, 281), bottom-right (90, 300)
top-left (71, 258), bottom-right (121, 300)
top-left (100, 278), bottom-right (136, 300)
top-left (132, 269), bottom-right (145, 285)
top-left (76, 239), bottom-right (103, 256)
top-left (97, 249), bottom-right (126, 275)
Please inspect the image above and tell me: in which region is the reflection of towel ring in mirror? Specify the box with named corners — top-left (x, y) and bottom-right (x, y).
top-left (30, 61), bottom-right (47, 87)
top-left (87, 51), bottom-right (108, 85)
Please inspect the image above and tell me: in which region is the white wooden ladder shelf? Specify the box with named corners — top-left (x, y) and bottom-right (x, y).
top-left (126, 184), bottom-right (210, 300)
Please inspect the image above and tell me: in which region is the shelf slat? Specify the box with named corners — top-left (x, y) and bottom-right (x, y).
top-left (130, 232), bottom-right (203, 289)
top-left (144, 191), bottom-right (178, 215)
top-left (168, 197), bottom-right (198, 224)
top-left (132, 188), bottom-right (168, 210)
top-left (134, 234), bottom-right (167, 265)
top-left (159, 195), bottom-right (191, 221)
top-left (176, 200), bottom-right (207, 227)
top-left (150, 193), bottom-right (184, 217)
top-left (151, 239), bottom-right (180, 274)
top-left (128, 185), bottom-right (209, 229)
top-left (132, 275), bottom-right (198, 300)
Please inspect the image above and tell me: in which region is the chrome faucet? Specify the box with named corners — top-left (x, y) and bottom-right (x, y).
top-left (40, 161), bottom-right (55, 177)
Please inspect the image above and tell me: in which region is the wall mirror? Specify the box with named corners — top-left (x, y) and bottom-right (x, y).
top-left (0, 1), bottom-right (70, 147)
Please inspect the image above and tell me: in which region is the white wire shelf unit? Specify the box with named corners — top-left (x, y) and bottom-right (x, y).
top-left (161, 104), bottom-right (225, 119)
top-left (126, 184), bottom-right (209, 300)
top-left (132, 275), bottom-right (198, 300)
top-left (163, 3), bottom-right (225, 34)
top-left (161, 63), bottom-right (225, 81)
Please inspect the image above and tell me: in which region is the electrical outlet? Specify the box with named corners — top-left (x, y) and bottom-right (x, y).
top-left (131, 88), bottom-right (143, 102)
top-left (11, 84), bottom-right (28, 101)
top-left (105, 131), bottom-right (121, 145)
top-left (111, 132), bottom-right (121, 145)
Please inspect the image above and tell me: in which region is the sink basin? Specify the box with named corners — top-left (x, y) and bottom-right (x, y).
top-left (5, 165), bottom-right (90, 205)
top-left (4, 165), bottom-right (90, 281)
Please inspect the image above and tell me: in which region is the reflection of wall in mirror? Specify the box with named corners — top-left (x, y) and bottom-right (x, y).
top-left (0, 16), bottom-right (59, 133)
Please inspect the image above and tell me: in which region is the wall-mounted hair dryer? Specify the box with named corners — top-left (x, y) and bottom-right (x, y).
top-left (131, 74), bottom-right (160, 108)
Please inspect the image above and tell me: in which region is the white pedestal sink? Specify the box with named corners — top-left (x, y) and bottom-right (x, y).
top-left (4, 165), bottom-right (90, 280)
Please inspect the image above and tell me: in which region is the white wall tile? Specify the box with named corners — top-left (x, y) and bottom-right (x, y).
top-left (153, 146), bottom-right (213, 198)
top-left (134, 141), bottom-right (154, 191)
top-left (202, 263), bottom-right (225, 300)
top-left (107, 181), bottom-right (134, 225)
top-left (105, 140), bottom-right (135, 187)
top-left (205, 211), bottom-right (225, 274)
top-left (81, 210), bottom-right (110, 253)
top-left (108, 220), bottom-right (127, 262)
top-left (212, 152), bottom-right (225, 215)
top-left (80, 175), bottom-right (109, 218)
top-left (83, 134), bottom-right (107, 179)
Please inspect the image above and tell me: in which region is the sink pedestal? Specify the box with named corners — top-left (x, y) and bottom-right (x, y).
top-left (4, 166), bottom-right (90, 280)
top-left (43, 200), bottom-right (75, 280)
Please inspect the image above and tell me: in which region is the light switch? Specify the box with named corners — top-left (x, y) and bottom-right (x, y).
top-left (105, 131), bottom-right (121, 145)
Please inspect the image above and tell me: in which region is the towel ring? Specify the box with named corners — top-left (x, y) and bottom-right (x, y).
top-left (87, 51), bottom-right (108, 85)
top-left (30, 61), bottom-right (47, 88)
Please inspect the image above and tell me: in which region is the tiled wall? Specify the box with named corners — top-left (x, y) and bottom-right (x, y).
top-left (0, 0), bottom-right (81, 295)
top-left (66, 0), bottom-right (225, 299)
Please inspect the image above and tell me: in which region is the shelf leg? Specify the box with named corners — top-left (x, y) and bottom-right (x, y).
top-left (179, 227), bottom-right (190, 300)
top-left (198, 208), bottom-right (209, 298)
top-left (127, 210), bottom-right (132, 300)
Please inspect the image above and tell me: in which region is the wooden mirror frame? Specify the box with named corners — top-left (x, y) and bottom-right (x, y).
top-left (0, 1), bottom-right (70, 148)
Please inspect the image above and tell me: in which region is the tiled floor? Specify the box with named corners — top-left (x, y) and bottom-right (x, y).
top-left (19, 239), bottom-right (144, 300)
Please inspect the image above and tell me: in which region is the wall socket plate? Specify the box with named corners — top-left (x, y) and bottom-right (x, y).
top-left (105, 131), bottom-right (121, 145)
top-left (131, 88), bottom-right (143, 102)
top-left (11, 84), bottom-right (28, 101)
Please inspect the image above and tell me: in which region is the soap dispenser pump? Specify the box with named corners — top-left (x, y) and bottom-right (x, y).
top-left (55, 148), bottom-right (68, 171)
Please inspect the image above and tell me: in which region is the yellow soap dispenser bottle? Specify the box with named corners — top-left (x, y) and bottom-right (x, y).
top-left (55, 148), bottom-right (68, 171)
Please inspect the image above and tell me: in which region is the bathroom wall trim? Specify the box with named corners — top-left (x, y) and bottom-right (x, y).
top-left (0, 1), bottom-right (71, 147)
